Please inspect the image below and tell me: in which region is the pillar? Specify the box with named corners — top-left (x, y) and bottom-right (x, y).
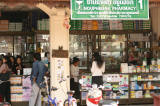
top-left (37, 3), bottom-right (70, 101)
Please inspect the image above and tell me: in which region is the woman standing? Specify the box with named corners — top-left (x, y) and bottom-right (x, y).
top-left (91, 52), bottom-right (105, 86)
top-left (0, 56), bottom-right (11, 103)
top-left (15, 57), bottom-right (23, 75)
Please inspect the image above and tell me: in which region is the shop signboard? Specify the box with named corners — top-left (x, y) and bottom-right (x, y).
top-left (71, 0), bottom-right (149, 20)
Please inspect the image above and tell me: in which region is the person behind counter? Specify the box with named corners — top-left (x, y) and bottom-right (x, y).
top-left (0, 56), bottom-right (11, 103)
top-left (15, 57), bottom-right (24, 75)
top-left (70, 57), bottom-right (80, 99)
top-left (91, 52), bottom-right (105, 87)
top-left (129, 52), bottom-right (138, 65)
top-left (9, 56), bottom-right (16, 74)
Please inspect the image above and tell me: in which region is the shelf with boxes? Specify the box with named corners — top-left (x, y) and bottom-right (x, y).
top-left (10, 76), bottom-right (32, 102)
top-left (80, 72), bottom-right (157, 105)
top-left (10, 68), bottom-right (32, 102)
top-left (70, 20), bottom-right (151, 31)
top-left (80, 74), bottom-right (129, 105)
top-left (130, 73), bottom-right (160, 99)
top-left (103, 74), bottom-right (129, 99)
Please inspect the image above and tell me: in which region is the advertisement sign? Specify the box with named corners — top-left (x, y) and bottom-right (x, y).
top-left (71, 0), bottom-right (149, 20)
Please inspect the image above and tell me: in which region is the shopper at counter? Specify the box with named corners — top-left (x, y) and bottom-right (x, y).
top-left (15, 57), bottom-right (23, 75)
top-left (70, 57), bottom-right (80, 99)
top-left (29, 53), bottom-right (47, 106)
top-left (91, 52), bottom-right (105, 86)
top-left (0, 56), bottom-right (11, 103)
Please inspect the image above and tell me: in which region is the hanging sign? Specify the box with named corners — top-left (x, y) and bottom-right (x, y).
top-left (71, 0), bottom-right (149, 20)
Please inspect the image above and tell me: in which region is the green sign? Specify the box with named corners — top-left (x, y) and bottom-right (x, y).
top-left (71, 0), bottom-right (149, 20)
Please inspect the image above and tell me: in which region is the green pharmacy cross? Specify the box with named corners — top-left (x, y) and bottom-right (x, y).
top-left (76, 0), bottom-right (83, 10)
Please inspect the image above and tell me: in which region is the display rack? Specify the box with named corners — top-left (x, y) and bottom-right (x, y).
top-left (10, 75), bottom-right (31, 102)
top-left (80, 73), bottom-right (156, 105)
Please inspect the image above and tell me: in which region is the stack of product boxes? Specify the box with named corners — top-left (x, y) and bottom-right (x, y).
top-left (122, 20), bottom-right (134, 30)
top-left (134, 20), bottom-right (143, 30)
top-left (10, 77), bottom-right (23, 102)
top-left (87, 20), bottom-right (93, 30)
top-left (92, 20), bottom-right (98, 30)
top-left (10, 68), bottom-right (32, 102)
top-left (0, 20), bottom-right (9, 31)
top-left (70, 20), bottom-right (151, 31)
top-left (109, 20), bottom-right (123, 30)
top-left (129, 33), bottom-right (150, 42)
top-left (8, 22), bottom-right (23, 31)
top-left (102, 20), bottom-right (110, 30)
top-left (97, 20), bottom-right (103, 30)
top-left (37, 19), bottom-right (49, 31)
top-left (82, 20), bottom-right (88, 30)
top-left (143, 20), bottom-right (151, 29)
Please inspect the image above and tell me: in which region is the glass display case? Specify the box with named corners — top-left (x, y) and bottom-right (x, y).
top-left (36, 34), bottom-right (49, 57)
top-left (127, 33), bottom-right (151, 65)
top-left (69, 34), bottom-right (127, 71)
top-left (14, 36), bottom-right (25, 56)
top-left (70, 35), bottom-right (88, 69)
top-left (101, 34), bottom-right (126, 72)
top-left (0, 36), bottom-right (13, 55)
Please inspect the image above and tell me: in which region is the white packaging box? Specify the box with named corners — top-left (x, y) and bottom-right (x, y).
top-left (23, 68), bottom-right (32, 75)
top-left (121, 63), bottom-right (128, 73)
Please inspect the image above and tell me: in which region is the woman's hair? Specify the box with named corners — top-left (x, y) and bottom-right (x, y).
top-left (93, 52), bottom-right (104, 68)
top-left (10, 56), bottom-right (15, 62)
top-left (3, 56), bottom-right (11, 68)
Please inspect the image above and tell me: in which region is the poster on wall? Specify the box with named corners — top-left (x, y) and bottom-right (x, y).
top-left (55, 58), bottom-right (65, 81)
top-left (71, 0), bottom-right (149, 20)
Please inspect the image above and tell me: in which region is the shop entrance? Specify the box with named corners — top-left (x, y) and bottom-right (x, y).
top-left (0, 1), bottom-right (71, 106)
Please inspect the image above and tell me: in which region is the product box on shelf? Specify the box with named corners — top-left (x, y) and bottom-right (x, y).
top-left (109, 20), bottom-right (123, 30)
top-left (23, 68), bottom-right (32, 75)
top-left (11, 94), bottom-right (23, 102)
top-left (121, 63), bottom-right (128, 73)
top-left (10, 77), bottom-right (22, 85)
top-left (150, 65), bottom-right (158, 72)
top-left (11, 86), bottom-right (23, 94)
top-left (81, 75), bottom-right (92, 89)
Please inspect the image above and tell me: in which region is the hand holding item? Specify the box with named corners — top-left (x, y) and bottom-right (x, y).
top-left (16, 66), bottom-right (19, 70)
top-left (16, 65), bottom-right (22, 70)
